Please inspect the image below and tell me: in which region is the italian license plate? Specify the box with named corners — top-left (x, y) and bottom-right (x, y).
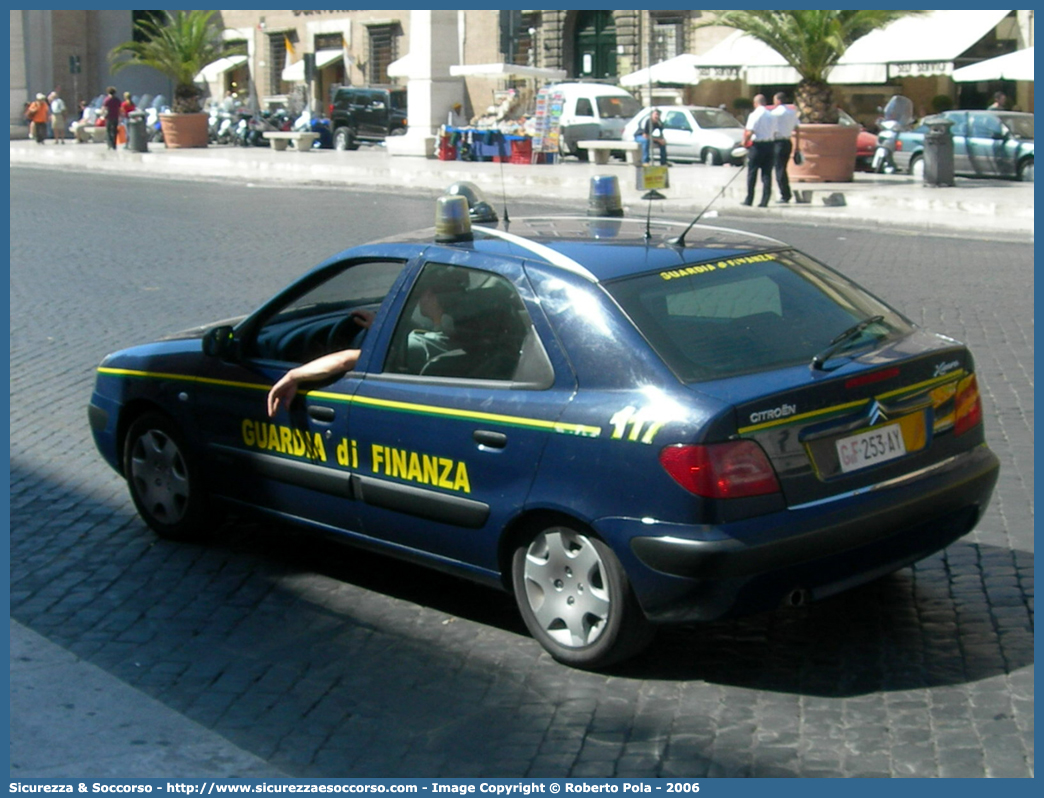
top-left (836, 423), bottom-right (907, 473)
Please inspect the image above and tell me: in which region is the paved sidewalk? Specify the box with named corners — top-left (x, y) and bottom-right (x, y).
top-left (10, 619), bottom-right (287, 778)
top-left (9, 138), bottom-right (1034, 240)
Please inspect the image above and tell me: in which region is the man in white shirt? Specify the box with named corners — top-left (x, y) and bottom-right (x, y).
top-left (770, 92), bottom-right (800, 203)
top-left (742, 94), bottom-right (777, 207)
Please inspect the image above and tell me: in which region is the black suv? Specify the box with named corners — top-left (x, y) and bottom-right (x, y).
top-left (329, 86), bottom-right (407, 150)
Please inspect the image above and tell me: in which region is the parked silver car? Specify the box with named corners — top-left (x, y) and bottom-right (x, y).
top-left (622, 105), bottom-right (745, 165)
top-left (894, 110), bottom-right (1034, 181)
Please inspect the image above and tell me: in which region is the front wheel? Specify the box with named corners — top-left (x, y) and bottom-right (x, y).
top-left (1018, 157), bottom-right (1033, 182)
top-left (123, 412), bottom-right (214, 541)
top-left (512, 525), bottom-right (653, 669)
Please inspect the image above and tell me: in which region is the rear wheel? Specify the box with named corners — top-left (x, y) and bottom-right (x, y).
top-left (333, 126), bottom-right (358, 151)
top-left (908, 154), bottom-right (924, 179)
top-left (123, 412), bottom-right (213, 541)
top-left (512, 524), bottom-right (653, 669)
top-left (702, 148), bottom-right (723, 166)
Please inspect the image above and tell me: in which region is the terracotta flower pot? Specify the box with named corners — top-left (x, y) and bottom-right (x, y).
top-left (159, 112), bottom-right (209, 149)
top-left (789, 123), bottom-right (859, 183)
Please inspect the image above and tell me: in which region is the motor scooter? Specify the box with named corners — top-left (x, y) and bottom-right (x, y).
top-left (872, 95), bottom-right (915, 174)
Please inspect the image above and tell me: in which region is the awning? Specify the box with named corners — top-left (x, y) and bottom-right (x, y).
top-left (844, 9), bottom-right (1014, 79)
top-left (449, 62), bottom-right (566, 81)
top-left (281, 50), bottom-right (343, 83)
top-left (195, 55), bottom-right (247, 84)
top-left (386, 53), bottom-right (416, 78)
top-left (952, 46), bottom-right (1034, 82)
top-left (695, 10), bottom-right (1013, 84)
top-left (619, 54), bottom-right (703, 87)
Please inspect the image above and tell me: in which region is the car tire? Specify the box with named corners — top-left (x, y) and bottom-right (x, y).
top-left (1018, 157), bottom-right (1033, 182)
top-left (703, 148), bottom-right (723, 166)
top-left (333, 126), bottom-right (358, 151)
top-left (512, 524), bottom-right (654, 669)
top-left (909, 154), bottom-right (925, 179)
top-left (123, 412), bottom-right (213, 542)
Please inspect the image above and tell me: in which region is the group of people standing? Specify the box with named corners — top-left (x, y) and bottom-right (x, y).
top-left (24, 90), bottom-right (67, 145)
top-left (742, 92), bottom-right (801, 207)
top-left (25, 86), bottom-right (135, 150)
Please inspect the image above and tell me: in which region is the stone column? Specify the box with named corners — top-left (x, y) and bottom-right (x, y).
top-left (386, 9), bottom-right (462, 158)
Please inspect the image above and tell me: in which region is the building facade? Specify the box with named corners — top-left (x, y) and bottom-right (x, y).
top-left (11, 9), bottom-right (1033, 135)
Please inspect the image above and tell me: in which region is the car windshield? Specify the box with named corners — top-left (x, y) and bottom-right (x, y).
top-left (598, 95), bottom-right (641, 119)
top-left (604, 250), bottom-right (912, 382)
top-left (1001, 114), bottom-right (1033, 140)
top-left (691, 108), bottom-right (742, 129)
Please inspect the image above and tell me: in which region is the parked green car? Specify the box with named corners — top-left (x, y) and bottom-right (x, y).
top-left (895, 110), bottom-right (1033, 181)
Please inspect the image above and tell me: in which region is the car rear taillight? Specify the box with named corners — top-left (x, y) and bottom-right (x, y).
top-left (659, 441), bottom-right (781, 499)
top-left (328, 103), bottom-right (334, 115)
top-left (954, 373), bottom-right (983, 436)
top-left (895, 140), bottom-right (903, 151)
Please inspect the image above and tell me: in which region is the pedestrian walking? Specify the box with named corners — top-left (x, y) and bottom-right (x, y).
top-left (26, 93), bottom-right (50, 144)
top-left (770, 92), bottom-right (800, 204)
top-left (49, 90), bottom-right (67, 145)
top-left (102, 87), bottom-right (122, 150)
top-left (742, 94), bottom-right (777, 207)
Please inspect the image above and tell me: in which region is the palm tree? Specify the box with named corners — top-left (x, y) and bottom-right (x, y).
top-left (109, 10), bottom-right (234, 114)
top-left (700, 10), bottom-right (924, 123)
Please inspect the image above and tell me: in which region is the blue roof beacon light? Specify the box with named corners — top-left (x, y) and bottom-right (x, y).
top-left (445, 181), bottom-right (499, 224)
top-left (434, 194), bottom-right (473, 242)
top-left (588, 174), bottom-right (623, 218)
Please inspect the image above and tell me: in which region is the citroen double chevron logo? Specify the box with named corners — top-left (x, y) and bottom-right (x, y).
top-left (867, 400), bottom-right (889, 426)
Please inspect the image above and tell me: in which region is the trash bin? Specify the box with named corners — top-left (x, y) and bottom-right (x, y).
top-left (922, 114), bottom-right (954, 186)
top-left (126, 110), bottom-right (148, 153)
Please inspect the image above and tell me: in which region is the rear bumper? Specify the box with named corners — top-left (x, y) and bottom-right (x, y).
top-left (622, 444), bottom-right (999, 622)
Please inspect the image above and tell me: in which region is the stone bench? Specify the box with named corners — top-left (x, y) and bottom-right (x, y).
top-left (262, 131), bottom-right (319, 152)
top-left (577, 139), bottom-right (641, 165)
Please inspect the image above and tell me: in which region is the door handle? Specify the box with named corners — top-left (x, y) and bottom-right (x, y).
top-left (473, 430), bottom-right (507, 449)
top-left (308, 406), bottom-right (336, 422)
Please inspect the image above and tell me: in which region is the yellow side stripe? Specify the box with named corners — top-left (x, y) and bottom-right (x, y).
top-left (737, 370), bottom-right (967, 435)
top-left (97, 366), bottom-right (602, 437)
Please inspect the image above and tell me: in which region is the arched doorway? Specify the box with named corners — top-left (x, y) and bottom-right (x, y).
top-left (574, 10), bottom-right (616, 79)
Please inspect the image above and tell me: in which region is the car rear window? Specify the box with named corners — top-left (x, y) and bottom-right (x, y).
top-left (604, 250), bottom-right (912, 382)
top-left (597, 95), bottom-right (641, 119)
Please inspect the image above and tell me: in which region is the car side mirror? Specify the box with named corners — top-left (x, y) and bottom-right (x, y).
top-left (202, 325), bottom-right (237, 359)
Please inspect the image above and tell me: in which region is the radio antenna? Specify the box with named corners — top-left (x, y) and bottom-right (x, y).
top-left (641, 189), bottom-right (666, 241)
top-left (498, 151), bottom-right (510, 224)
top-left (668, 162), bottom-right (747, 248)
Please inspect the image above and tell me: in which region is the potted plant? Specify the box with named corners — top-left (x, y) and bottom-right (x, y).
top-left (109, 10), bottom-right (235, 149)
top-left (701, 10), bottom-right (923, 182)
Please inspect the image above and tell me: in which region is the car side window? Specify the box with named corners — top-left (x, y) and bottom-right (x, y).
top-left (383, 262), bottom-right (553, 386)
top-left (969, 113), bottom-right (1002, 139)
top-left (575, 98), bottom-right (594, 117)
top-left (664, 111), bottom-right (691, 131)
top-left (248, 260), bottom-right (406, 364)
top-left (946, 113), bottom-right (968, 138)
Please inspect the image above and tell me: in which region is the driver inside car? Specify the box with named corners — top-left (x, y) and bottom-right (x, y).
top-left (266, 266), bottom-right (466, 417)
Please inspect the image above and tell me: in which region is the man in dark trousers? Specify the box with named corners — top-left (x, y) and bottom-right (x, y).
top-left (741, 94), bottom-right (777, 207)
top-left (770, 92), bottom-right (800, 204)
top-left (102, 86), bottom-right (122, 150)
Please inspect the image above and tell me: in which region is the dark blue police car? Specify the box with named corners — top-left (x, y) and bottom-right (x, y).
top-left (88, 196), bottom-right (999, 668)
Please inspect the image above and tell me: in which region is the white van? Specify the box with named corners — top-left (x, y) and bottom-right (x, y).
top-left (546, 83), bottom-right (641, 159)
